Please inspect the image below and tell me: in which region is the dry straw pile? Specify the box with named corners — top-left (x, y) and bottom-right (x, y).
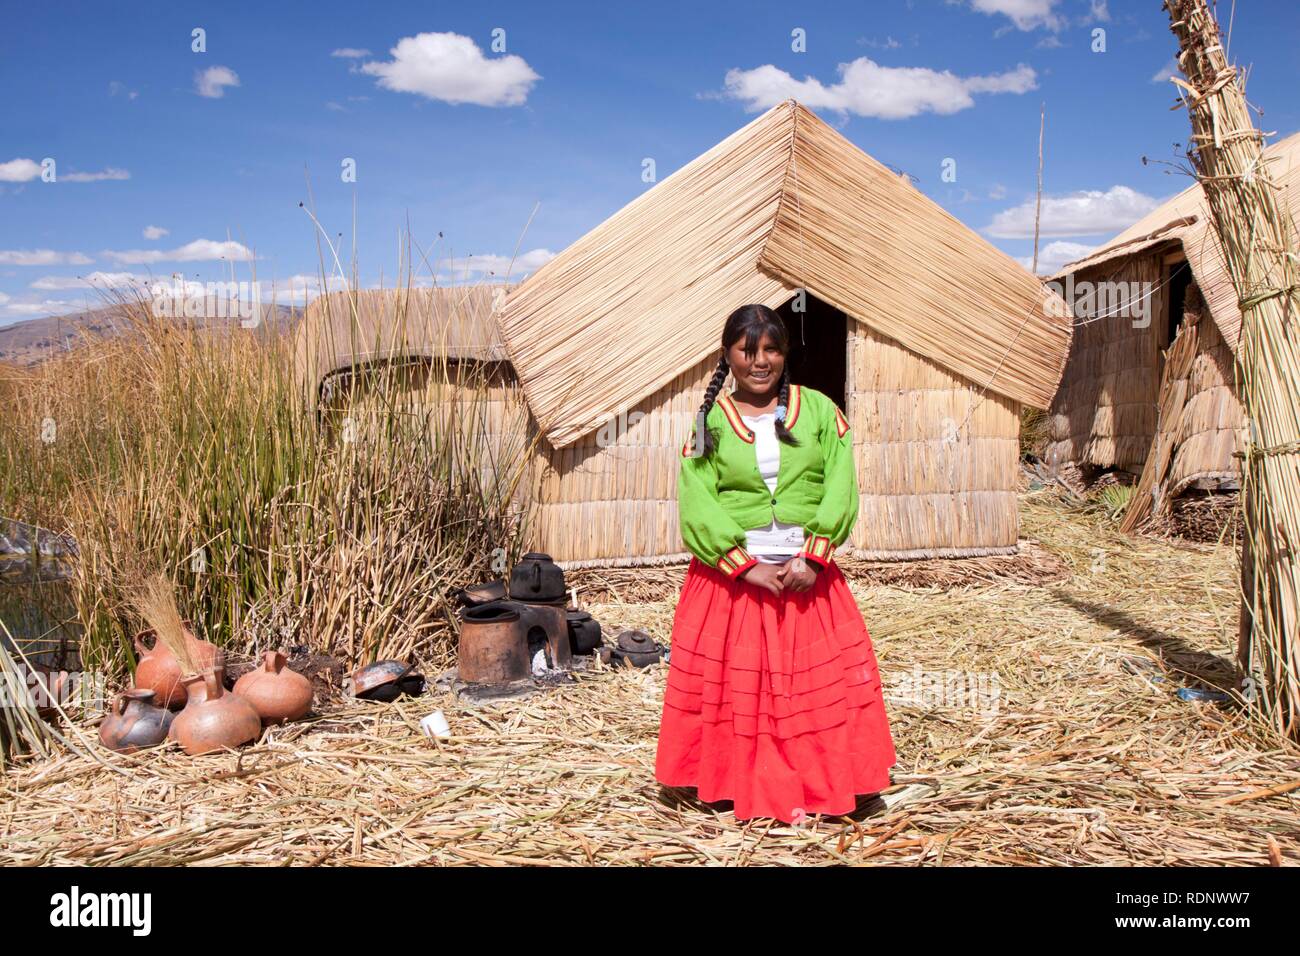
top-left (1, 496), bottom-right (1296, 866)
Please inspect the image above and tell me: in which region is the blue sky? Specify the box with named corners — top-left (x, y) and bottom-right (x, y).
top-left (2, 0), bottom-right (1298, 327)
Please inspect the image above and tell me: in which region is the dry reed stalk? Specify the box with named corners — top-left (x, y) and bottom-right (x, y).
top-left (1122, 316), bottom-right (1200, 533)
top-left (1166, 0), bottom-right (1300, 738)
top-left (132, 574), bottom-right (196, 675)
top-left (0, 628), bottom-right (58, 770)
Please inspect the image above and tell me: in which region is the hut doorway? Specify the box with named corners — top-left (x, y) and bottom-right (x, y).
top-left (1162, 258), bottom-right (1194, 351)
top-left (778, 292), bottom-right (848, 410)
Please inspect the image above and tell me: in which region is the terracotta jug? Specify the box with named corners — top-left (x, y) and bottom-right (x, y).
top-left (168, 666), bottom-right (262, 756)
top-left (99, 688), bottom-right (174, 753)
top-left (234, 650), bottom-right (312, 725)
top-left (131, 624), bottom-right (220, 709)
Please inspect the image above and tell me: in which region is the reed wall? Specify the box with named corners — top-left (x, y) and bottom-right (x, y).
top-left (1046, 256), bottom-right (1164, 471)
top-left (1166, 287), bottom-right (1245, 493)
top-left (322, 325), bottom-right (1026, 567)
top-left (846, 322), bottom-right (1021, 559)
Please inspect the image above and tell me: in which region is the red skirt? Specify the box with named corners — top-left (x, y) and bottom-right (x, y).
top-left (655, 557), bottom-right (897, 823)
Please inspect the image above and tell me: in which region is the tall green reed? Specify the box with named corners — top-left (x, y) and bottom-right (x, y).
top-left (0, 279), bottom-right (535, 683)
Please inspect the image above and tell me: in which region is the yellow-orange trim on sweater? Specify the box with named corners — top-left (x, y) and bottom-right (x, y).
top-left (834, 405), bottom-right (849, 438)
top-left (716, 393), bottom-right (755, 443)
top-left (784, 384), bottom-right (802, 430)
top-left (717, 544), bottom-right (756, 577)
top-left (799, 534), bottom-right (834, 567)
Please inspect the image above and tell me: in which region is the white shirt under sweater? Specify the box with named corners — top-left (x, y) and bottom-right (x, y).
top-left (739, 411), bottom-right (806, 564)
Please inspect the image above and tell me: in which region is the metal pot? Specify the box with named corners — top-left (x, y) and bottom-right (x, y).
top-left (609, 629), bottom-right (664, 668)
top-left (508, 552), bottom-right (566, 603)
top-left (566, 610), bottom-right (603, 655)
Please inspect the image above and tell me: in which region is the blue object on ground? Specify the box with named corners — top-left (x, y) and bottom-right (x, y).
top-left (1176, 687), bottom-right (1230, 703)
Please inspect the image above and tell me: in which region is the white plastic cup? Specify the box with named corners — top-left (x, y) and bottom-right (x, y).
top-left (421, 710), bottom-right (451, 739)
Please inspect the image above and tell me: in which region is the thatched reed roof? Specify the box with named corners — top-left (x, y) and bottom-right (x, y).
top-left (498, 98), bottom-right (1072, 448)
top-left (294, 286), bottom-right (511, 400)
top-left (1053, 130), bottom-right (1300, 354)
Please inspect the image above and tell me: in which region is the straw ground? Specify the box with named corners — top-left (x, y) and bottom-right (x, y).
top-left (1, 491), bottom-right (1296, 866)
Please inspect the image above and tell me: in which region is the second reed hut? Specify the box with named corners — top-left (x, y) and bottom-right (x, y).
top-left (297, 99), bottom-right (1073, 567)
top-left (1044, 131), bottom-right (1299, 513)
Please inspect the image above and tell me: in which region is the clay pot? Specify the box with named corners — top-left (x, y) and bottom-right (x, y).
top-left (457, 579), bottom-right (507, 607)
top-left (234, 650), bottom-right (312, 725)
top-left (98, 688), bottom-right (174, 754)
top-left (459, 603), bottom-right (528, 683)
top-left (168, 667), bottom-right (262, 756)
top-left (131, 624), bottom-right (220, 710)
top-left (350, 661), bottom-right (426, 702)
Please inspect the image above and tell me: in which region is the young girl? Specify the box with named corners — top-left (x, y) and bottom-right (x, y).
top-left (655, 304), bottom-right (897, 823)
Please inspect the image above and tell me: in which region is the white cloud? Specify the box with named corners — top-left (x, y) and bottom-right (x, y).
top-left (108, 80), bottom-right (139, 100)
top-left (436, 248), bottom-right (555, 282)
top-left (360, 32), bottom-right (541, 107)
top-left (3, 299), bottom-right (79, 317)
top-left (1086, 0), bottom-right (1111, 23)
top-left (0, 159), bottom-right (129, 183)
top-left (102, 239), bottom-right (256, 265)
top-left (62, 167), bottom-right (130, 182)
top-left (263, 273), bottom-right (348, 304)
top-left (719, 58), bottom-right (1036, 119)
top-left (0, 158), bottom-right (42, 182)
top-left (986, 185), bottom-right (1163, 238)
top-left (0, 249), bottom-right (95, 266)
top-left (1016, 240), bottom-right (1097, 275)
top-left (30, 272), bottom-right (148, 291)
top-left (0, 292), bottom-right (9, 304)
top-left (969, 0), bottom-right (1066, 32)
top-left (195, 66), bottom-right (240, 99)
top-left (143, 225), bottom-right (169, 240)
top-left (331, 48), bottom-right (372, 58)
top-left (1152, 58), bottom-right (1178, 83)
top-left (988, 183), bottom-right (1008, 200)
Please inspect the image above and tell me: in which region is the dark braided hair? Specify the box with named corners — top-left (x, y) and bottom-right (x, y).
top-left (693, 304), bottom-right (800, 457)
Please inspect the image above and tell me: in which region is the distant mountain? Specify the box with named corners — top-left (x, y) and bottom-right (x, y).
top-left (0, 302), bottom-right (299, 366)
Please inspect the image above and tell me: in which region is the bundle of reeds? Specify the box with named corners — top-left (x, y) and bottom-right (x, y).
top-left (1165, 0), bottom-right (1300, 738)
top-left (132, 573), bottom-right (198, 676)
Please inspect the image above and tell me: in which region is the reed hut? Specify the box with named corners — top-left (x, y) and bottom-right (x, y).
top-left (294, 285), bottom-right (532, 474)
top-left (1044, 131), bottom-right (1299, 504)
top-left (297, 99), bottom-right (1072, 567)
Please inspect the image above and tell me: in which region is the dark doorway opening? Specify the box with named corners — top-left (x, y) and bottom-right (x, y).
top-left (776, 292), bottom-right (848, 411)
top-left (1163, 259), bottom-right (1194, 349)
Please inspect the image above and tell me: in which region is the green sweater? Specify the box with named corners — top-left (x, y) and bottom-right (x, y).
top-left (678, 383), bottom-right (858, 579)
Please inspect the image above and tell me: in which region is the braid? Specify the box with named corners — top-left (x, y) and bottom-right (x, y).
top-left (693, 355), bottom-right (730, 457)
top-left (774, 368), bottom-right (800, 446)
